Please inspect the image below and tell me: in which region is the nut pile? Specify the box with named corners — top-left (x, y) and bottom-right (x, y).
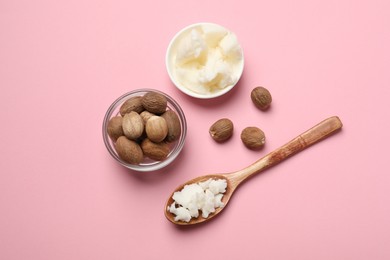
top-left (208, 86), bottom-right (272, 150)
top-left (107, 91), bottom-right (181, 165)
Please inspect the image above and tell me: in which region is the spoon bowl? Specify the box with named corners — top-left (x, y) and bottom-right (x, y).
top-left (164, 174), bottom-right (232, 225)
top-left (165, 116), bottom-right (343, 226)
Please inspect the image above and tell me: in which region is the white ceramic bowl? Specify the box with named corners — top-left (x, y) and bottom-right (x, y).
top-left (166, 22), bottom-right (244, 99)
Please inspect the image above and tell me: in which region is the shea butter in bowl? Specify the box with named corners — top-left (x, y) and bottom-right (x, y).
top-left (166, 23), bottom-right (244, 99)
top-left (103, 89), bottom-right (187, 172)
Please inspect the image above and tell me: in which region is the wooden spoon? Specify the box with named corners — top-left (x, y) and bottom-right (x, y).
top-left (165, 116), bottom-right (343, 226)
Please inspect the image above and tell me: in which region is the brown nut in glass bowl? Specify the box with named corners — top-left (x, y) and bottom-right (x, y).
top-left (102, 89), bottom-right (187, 172)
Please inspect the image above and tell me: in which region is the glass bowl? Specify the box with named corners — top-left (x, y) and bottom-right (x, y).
top-left (102, 89), bottom-right (187, 172)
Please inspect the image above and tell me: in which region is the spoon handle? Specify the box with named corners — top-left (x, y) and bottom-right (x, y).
top-left (230, 116), bottom-right (343, 184)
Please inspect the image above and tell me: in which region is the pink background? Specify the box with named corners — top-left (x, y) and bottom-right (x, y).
top-left (1, 0), bottom-right (390, 259)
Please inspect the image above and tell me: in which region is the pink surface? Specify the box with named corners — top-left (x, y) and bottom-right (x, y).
top-left (1, 0), bottom-right (390, 259)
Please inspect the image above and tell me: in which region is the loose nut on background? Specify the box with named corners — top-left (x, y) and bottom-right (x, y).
top-left (141, 92), bottom-right (167, 114)
top-left (122, 111), bottom-right (144, 140)
top-left (119, 96), bottom-right (144, 116)
top-left (145, 116), bottom-right (168, 143)
top-left (107, 116), bottom-right (124, 141)
top-left (241, 126), bottom-right (265, 149)
top-left (161, 110), bottom-right (181, 142)
top-left (209, 118), bottom-right (234, 142)
top-left (251, 86), bottom-right (272, 110)
top-left (141, 138), bottom-right (170, 161)
top-left (115, 136), bottom-right (144, 164)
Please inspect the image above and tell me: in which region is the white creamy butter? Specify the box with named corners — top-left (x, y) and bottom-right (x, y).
top-left (167, 178), bottom-right (227, 222)
top-left (166, 23), bottom-right (244, 98)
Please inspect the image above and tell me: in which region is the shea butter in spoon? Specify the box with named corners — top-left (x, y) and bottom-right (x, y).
top-left (167, 178), bottom-right (227, 222)
top-left (166, 23), bottom-right (244, 99)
